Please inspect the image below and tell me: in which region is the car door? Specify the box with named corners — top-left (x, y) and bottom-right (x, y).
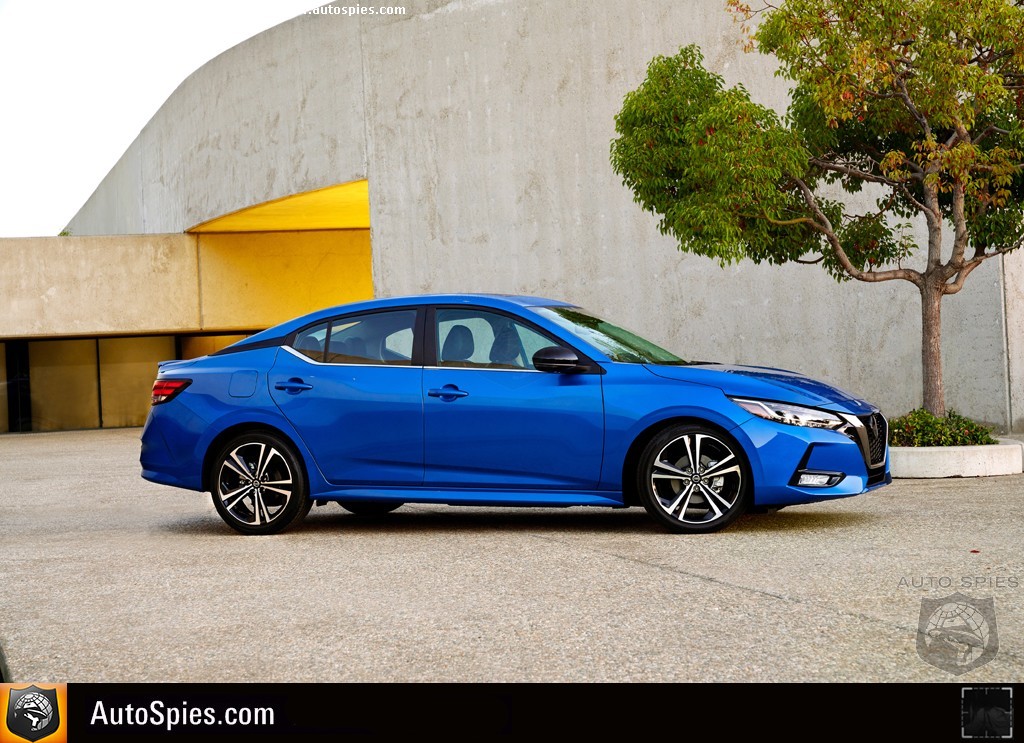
top-left (422, 306), bottom-right (604, 490)
top-left (269, 307), bottom-right (425, 486)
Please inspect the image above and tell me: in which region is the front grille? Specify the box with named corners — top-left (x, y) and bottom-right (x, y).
top-left (840, 412), bottom-right (888, 470)
top-left (859, 412), bottom-right (888, 466)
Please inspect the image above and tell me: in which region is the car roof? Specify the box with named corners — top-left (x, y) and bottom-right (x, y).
top-left (367, 293), bottom-right (572, 309)
top-left (238, 293), bottom-right (577, 346)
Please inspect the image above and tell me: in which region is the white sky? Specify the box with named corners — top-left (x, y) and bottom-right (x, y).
top-left (0, 0), bottom-right (329, 237)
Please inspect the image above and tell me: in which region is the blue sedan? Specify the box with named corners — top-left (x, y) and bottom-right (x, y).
top-left (140, 294), bottom-right (890, 535)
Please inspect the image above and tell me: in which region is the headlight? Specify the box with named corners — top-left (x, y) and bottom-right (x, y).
top-left (729, 398), bottom-right (844, 430)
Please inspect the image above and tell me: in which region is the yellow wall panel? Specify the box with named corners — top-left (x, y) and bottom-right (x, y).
top-left (189, 180), bottom-right (371, 233)
top-left (29, 340), bottom-right (100, 431)
top-left (99, 337), bottom-right (176, 428)
top-left (180, 335), bottom-right (248, 360)
top-left (0, 343), bottom-right (7, 433)
top-left (198, 230), bottom-right (373, 331)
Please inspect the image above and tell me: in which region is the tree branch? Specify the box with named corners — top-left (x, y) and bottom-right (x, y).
top-left (760, 211), bottom-right (817, 226)
top-left (946, 181), bottom-right (970, 278)
top-left (859, 143), bottom-right (924, 176)
top-left (945, 243), bottom-right (1024, 294)
top-left (793, 177), bottom-right (923, 286)
top-left (896, 182), bottom-right (931, 215)
top-left (892, 70), bottom-right (932, 138)
top-left (974, 124), bottom-right (1010, 144)
top-left (810, 157), bottom-right (902, 186)
top-left (944, 258), bottom-right (984, 294)
top-left (922, 183), bottom-right (944, 268)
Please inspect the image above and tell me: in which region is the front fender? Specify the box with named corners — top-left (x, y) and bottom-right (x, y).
top-left (598, 365), bottom-right (756, 491)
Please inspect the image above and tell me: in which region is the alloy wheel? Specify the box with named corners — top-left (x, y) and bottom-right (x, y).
top-left (211, 433), bottom-right (310, 535)
top-left (639, 426), bottom-right (749, 533)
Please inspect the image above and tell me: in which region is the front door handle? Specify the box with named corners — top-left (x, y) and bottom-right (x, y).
top-left (275, 378), bottom-right (314, 394)
top-left (428, 385), bottom-right (469, 400)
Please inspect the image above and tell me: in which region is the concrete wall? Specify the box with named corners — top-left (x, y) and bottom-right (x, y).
top-left (1003, 250), bottom-right (1024, 432)
top-left (67, 13), bottom-right (367, 235)
top-left (0, 231), bottom-right (372, 338)
top-left (0, 235), bottom-right (201, 338)
top-left (65, 0), bottom-right (1022, 430)
top-left (0, 229), bottom-right (371, 432)
top-left (360, 0), bottom-right (1011, 428)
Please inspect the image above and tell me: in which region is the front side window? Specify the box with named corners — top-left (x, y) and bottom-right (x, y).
top-left (292, 310), bottom-right (417, 365)
top-left (436, 309), bottom-right (559, 370)
top-left (530, 306), bottom-right (688, 365)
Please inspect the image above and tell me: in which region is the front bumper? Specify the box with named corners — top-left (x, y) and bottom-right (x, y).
top-left (733, 415), bottom-right (891, 506)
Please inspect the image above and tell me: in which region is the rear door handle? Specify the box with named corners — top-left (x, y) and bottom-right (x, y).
top-left (275, 379), bottom-right (314, 393)
top-left (428, 386), bottom-right (469, 399)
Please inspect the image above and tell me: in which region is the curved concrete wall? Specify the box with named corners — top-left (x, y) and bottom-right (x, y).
top-left (68, 11), bottom-right (366, 235)
top-left (68, 0), bottom-right (1021, 430)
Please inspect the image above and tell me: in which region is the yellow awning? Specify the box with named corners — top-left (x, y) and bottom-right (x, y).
top-left (188, 180), bottom-right (370, 232)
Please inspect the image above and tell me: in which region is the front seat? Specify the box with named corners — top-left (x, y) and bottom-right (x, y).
top-left (488, 325), bottom-right (522, 368)
top-left (441, 325), bottom-right (475, 366)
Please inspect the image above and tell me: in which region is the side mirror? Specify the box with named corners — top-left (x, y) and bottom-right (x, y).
top-left (533, 346), bottom-right (583, 373)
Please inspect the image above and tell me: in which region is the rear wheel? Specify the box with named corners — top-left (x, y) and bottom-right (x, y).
top-left (637, 424), bottom-right (750, 534)
top-left (210, 432), bottom-right (311, 535)
top-left (337, 501), bottom-right (403, 516)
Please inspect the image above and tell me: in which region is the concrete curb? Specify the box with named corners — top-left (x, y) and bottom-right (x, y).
top-left (890, 437), bottom-right (1024, 478)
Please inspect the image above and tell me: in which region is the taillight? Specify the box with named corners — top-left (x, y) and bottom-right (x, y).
top-left (151, 378), bottom-right (191, 405)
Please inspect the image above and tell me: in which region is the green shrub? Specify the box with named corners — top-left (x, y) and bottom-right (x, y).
top-left (889, 409), bottom-right (998, 447)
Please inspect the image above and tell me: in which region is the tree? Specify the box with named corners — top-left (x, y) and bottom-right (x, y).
top-left (610, 0), bottom-right (1024, 417)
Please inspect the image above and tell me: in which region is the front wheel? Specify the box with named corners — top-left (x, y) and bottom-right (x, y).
top-left (210, 432), bottom-right (311, 535)
top-left (637, 424), bottom-right (750, 534)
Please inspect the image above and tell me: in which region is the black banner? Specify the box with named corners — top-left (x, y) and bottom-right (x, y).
top-left (46, 682), bottom-right (1015, 740)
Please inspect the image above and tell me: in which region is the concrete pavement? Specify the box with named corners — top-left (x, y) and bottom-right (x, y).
top-left (1, 428), bottom-right (1021, 682)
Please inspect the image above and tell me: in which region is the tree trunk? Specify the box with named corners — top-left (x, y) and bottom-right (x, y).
top-left (920, 282), bottom-right (946, 416)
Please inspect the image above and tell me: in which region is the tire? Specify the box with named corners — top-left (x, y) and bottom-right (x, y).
top-left (637, 424), bottom-right (750, 534)
top-left (337, 501), bottom-right (403, 516)
top-left (210, 432), bottom-right (311, 535)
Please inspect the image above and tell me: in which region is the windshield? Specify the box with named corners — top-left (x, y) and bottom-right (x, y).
top-left (531, 306), bottom-right (689, 365)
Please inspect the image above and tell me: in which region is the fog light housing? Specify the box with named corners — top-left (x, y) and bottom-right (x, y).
top-left (794, 470), bottom-right (844, 487)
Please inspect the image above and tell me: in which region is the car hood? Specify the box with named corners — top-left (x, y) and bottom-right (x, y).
top-left (644, 363), bottom-right (875, 414)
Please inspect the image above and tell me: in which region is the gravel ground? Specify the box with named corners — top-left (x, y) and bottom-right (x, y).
top-left (1, 427), bottom-right (1021, 683)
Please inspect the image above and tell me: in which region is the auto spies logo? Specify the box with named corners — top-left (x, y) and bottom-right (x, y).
top-left (0, 685), bottom-right (66, 743)
top-left (917, 593), bottom-right (999, 675)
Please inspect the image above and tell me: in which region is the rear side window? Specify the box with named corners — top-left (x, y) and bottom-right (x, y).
top-left (292, 322), bottom-right (328, 362)
top-left (292, 310), bottom-right (417, 366)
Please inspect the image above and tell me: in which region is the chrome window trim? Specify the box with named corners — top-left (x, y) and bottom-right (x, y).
top-left (423, 365), bottom-right (544, 374)
top-left (281, 346), bottom-right (545, 373)
top-left (281, 344), bottom-right (415, 368)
